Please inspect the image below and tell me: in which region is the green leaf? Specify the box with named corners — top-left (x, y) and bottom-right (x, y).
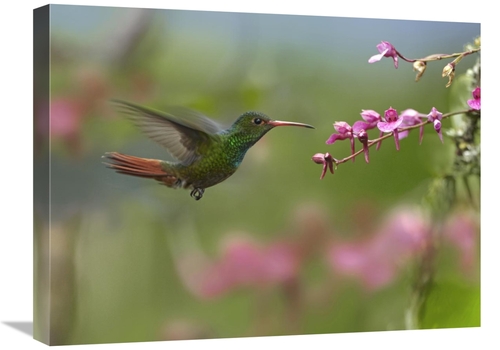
top-left (419, 280), bottom-right (480, 329)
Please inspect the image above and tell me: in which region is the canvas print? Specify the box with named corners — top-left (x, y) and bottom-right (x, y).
top-left (33, 4), bottom-right (481, 346)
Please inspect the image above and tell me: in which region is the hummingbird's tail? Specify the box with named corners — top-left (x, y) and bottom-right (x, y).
top-left (102, 152), bottom-right (180, 187)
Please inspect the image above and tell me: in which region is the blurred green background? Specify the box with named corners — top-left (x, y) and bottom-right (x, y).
top-left (33, 5), bottom-right (480, 345)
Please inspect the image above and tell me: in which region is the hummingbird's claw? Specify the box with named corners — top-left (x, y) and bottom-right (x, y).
top-left (190, 188), bottom-right (205, 200)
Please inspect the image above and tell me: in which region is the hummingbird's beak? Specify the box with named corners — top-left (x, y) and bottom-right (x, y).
top-left (269, 120), bottom-right (315, 129)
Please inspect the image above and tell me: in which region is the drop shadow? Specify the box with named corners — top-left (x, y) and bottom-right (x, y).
top-left (3, 321), bottom-right (33, 337)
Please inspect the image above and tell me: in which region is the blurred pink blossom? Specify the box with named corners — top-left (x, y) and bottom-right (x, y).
top-left (177, 235), bottom-right (300, 299)
top-left (35, 67), bottom-right (111, 156)
top-left (327, 207), bottom-right (430, 291)
top-left (327, 241), bottom-right (396, 290)
top-left (49, 98), bottom-right (84, 139)
top-left (34, 97), bottom-right (88, 155)
top-left (377, 208), bottom-right (430, 259)
top-left (443, 211), bottom-right (479, 273)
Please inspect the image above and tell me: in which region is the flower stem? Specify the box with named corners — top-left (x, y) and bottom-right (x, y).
top-left (397, 48), bottom-right (480, 64)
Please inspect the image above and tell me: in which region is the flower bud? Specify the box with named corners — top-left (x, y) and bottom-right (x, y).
top-left (413, 60), bottom-right (426, 82)
top-left (357, 129), bottom-right (368, 144)
top-left (433, 119), bottom-right (441, 133)
top-left (312, 153), bottom-right (326, 164)
top-left (442, 62), bottom-right (456, 87)
top-left (311, 153), bottom-right (335, 179)
top-left (357, 129), bottom-right (370, 163)
top-left (474, 36), bottom-right (481, 47)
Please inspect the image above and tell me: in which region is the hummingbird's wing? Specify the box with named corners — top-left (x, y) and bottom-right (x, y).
top-left (112, 100), bottom-right (224, 165)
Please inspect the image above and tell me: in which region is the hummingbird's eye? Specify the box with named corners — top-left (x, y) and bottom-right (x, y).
top-left (253, 118), bottom-right (262, 125)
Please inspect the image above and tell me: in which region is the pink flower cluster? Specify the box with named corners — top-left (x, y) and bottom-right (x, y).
top-left (312, 106), bottom-right (445, 179)
top-left (326, 207), bottom-right (479, 290)
top-left (173, 205), bottom-right (478, 299)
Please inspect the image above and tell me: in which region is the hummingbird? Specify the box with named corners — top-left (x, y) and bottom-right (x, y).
top-left (103, 100), bottom-right (314, 200)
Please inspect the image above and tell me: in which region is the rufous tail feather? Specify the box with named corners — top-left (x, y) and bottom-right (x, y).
top-left (102, 152), bottom-right (179, 187)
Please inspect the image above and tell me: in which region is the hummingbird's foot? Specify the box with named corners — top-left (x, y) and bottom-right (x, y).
top-left (190, 188), bottom-right (204, 200)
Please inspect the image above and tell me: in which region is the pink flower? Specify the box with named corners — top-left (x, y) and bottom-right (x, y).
top-left (353, 110), bottom-right (381, 131)
top-left (326, 122), bottom-right (356, 161)
top-left (399, 109), bottom-right (424, 144)
top-left (377, 107), bottom-right (403, 150)
top-left (326, 121), bottom-right (353, 143)
top-left (467, 87), bottom-right (481, 110)
top-left (427, 107), bottom-right (444, 143)
top-left (368, 41), bottom-right (399, 68)
top-left (353, 109), bottom-right (384, 150)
